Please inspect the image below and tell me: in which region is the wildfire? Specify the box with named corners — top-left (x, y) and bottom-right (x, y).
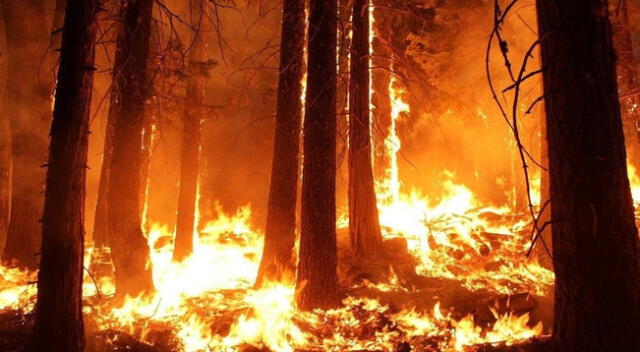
top-left (0, 196), bottom-right (548, 351)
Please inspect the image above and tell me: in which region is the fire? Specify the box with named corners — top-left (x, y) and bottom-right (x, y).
top-left (1, 198), bottom-right (547, 351)
top-left (0, 9), bottom-right (552, 349)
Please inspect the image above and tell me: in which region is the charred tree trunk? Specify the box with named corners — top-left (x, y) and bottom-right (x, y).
top-left (174, 0), bottom-right (207, 262)
top-left (254, 0), bottom-right (305, 287)
top-left (2, 0), bottom-right (53, 270)
top-left (32, 0), bottom-right (99, 350)
top-left (536, 1), bottom-right (640, 350)
top-left (296, 0), bottom-right (340, 311)
top-left (610, 0), bottom-right (640, 170)
top-left (348, 0), bottom-right (384, 257)
top-left (107, 0), bottom-right (155, 298)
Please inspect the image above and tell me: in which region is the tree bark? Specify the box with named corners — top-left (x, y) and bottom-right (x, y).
top-left (371, 0), bottom-right (392, 183)
top-left (536, 1), bottom-right (640, 351)
top-left (610, 0), bottom-right (640, 170)
top-left (32, 0), bottom-right (99, 350)
top-left (348, 0), bottom-right (384, 257)
top-left (254, 0), bottom-right (305, 287)
top-left (107, 0), bottom-right (155, 298)
top-left (296, 0), bottom-right (340, 311)
top-left (174, 0), bottom-right (207, 262)
top-left (2, 0), bottom-right (53, 270)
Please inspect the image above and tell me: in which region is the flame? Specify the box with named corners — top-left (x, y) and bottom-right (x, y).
top-left (628, 162), bottom-right (640, 205)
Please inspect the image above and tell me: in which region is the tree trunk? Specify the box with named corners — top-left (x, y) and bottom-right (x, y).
top-left (371, 0), bottom-right (392, 184)
top-left (610, 0), bottom-right (640, 170)
top-left (2, 0), bottom-right (53, 270)
top-left (174, 0), bottom-right (207, 262)
top-left (296, 0), bottom-right (340, 311)
top-left (139, 118), bottom-right (153, 232)
top-left (32, 0), bottom-right (99, 350)
top-left (348, 0), bottom-right (384, 257)
top-left (107, 0), bottom-right (155, 298)
top-left (254, 0), bottom-right (305, 287)
top-left (536, 1), bottom-right (640, 351)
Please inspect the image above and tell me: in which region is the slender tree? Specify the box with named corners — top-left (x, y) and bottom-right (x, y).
top-left (91, 111), bottom-right (114, 248)
top-left (1, 0), bottom-right (53, 270)
top-left (371, 0), bottom-right (392, 181)
top-left (348, 0), bottom-right (384, 257)
top-left (107, 0), bottom-right (155, 298)
top-left (31, 0), bottom-right (99, 350)
top-left (296, 0), bottom-right (340, 311)
top-left (174, 0), bottom-right (208, 261)
top-left (536, 0), bottom-right (640, 350)
top-left (254, 0), bottom-right (305, 286)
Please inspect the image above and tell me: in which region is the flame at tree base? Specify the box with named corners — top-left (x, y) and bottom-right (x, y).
top-left (1, 181), bottom-right (554, 352)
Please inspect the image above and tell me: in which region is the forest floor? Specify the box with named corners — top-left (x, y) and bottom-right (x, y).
top-left (0, 207), bottom-right (557, 352)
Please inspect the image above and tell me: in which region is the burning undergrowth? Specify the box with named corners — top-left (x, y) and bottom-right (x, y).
top-left (1, 179), bottom-right (555, 352)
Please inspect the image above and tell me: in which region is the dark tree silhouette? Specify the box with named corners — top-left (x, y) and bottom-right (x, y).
top-left (107, 0), bottom-right (155, 298)
top-left (537, 0), bottom-right (640, 350)
top-left (31, 0), bottom-right (99, 350)
top-left (348, 0), bottom-right (385, 258)
top-left (1, 0), bottom-right (53, 270)
top-left (174, 0), bottom-right (208, 262)
top-left (255, 0), bottom-right (305, 287)
top-left (296, 0), bottom-right (340, 311)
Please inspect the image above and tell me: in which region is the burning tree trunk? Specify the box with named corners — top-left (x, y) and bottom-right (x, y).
top-left (1, 0), bottom-right (53, 270)
top-left (174, 0), bottom-right (208, 262)
top-left (371, 1), bottom-right (393, 182)
top-left (610, 0), bottom-right (640, 170)
top-left (107, 0), bottom-right (155, 298)
top-left (254, 0), bottom-right (305, 287)
top-left (296, 0), bottom-right (340, 311)
top-left (32, 0), bottom-right (99, 350)
top-left (536, 1), bottom-right (640, 350)
top-left (139, 119), bottom-right (153, 230)
top-left (348, 0), bottom-right (384, 257)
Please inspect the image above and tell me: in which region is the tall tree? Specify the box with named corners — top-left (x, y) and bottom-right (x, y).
top-left (254, 0), bottom-right (305, 287)
top-left (173, 0), bottom-right (208, 262)
top-left (296, 0), bottom-right (340, 311)
top-left (371, 0), bottom-right (392, 182)
top-left (348, 0), bottom-right (384, 257)
top-left (32, 0), bottom-right (99, 350)
top-left (611, 0), bottom-right (640, 170)
top-left (107, 0), bottom-right (155, 298)
top-left (1, 0), bottom-right (53, 270)
top-left (536, 0), bottom-right (640, 350)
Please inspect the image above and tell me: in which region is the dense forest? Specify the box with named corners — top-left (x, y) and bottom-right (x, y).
top-left (1, 0), bottom-right (640, 351)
